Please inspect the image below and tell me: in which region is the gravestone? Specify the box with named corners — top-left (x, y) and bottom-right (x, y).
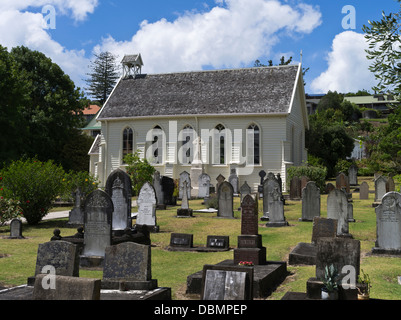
top-left (153, 171), bottom-right (165, 209)
top-left (9, 218), bottom-right (23, 239)
top-left (300, 176), bottom-right (310, 193)
top-left (136, 182), bottom-right (159, 232)
top-left (216, 174), bottom-right (225, 192)
top-left (372, 192), bottom-right (401, 255)
top-left (315, 237), bottom-right (360, 281)
top-left (327, 189), bottom-right (350, 237)
top-left (289, 217), bottom-right (337, 265)
top-left (336, 172), bottom-right (350, 193)
top-left (33, 275), bottom-right (101, 300)
top-left (234, 194), bottom-right (266, 265)
top-left (105, 169), bottom-right (132, 232)
top-left (240, 181), bottom-right (252, 202)
top-left (325, 183), bottom-right (335, 194)
top-left (68, 188), bottom-right (84, 226)
top-left (161, 176), bottom-right (175, 205)
top-left (28, 240), bottom-right (80, 285)
top-left (217, 181), bottom-right (234, 218)
top-left (198, 173), bottom-right (211, 199)
top-left (206, 236), bottom-right (230, 250)
top-left (289, 176), bottom-right (301, 200)
top-left (169, 233), bottom-right (193, 249)
top-left (177, 181), bottom-right (193, 217)
top-left (266, 183), bottom-right (288, 227)
top-left (348, 164), bottom-right (358, 186)
top-left (359, 181), bottom-right (369, 200)
top-left (258, 170), bottom-right (266, 185)
top-left (375, 176), bottom-right (387, 203)
top-left (102, 242), bottom-right (157, 290)
top-left (81, 189), bottom-right (113, 266)
top-left (301, 181), bottom-right (321, 221)
top-left (179, 171), bottom-right (191, 199)
top-left (228, 169), bottom-right (239, 196)
top-left (262, 172), bottom-right (279, 220)
top-left (201, 265), bottom-right (253, 300)
top-left (386, 176), bottom-right (395, 193)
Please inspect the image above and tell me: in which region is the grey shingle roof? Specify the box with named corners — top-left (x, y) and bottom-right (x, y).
top-left (97, 65), bottom-right (299, 120)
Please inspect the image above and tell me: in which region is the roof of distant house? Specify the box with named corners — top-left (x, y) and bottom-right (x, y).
top-left (83, 104), bottom-right (101, 115)
top-left (96, 65), bottom-right (302, 120)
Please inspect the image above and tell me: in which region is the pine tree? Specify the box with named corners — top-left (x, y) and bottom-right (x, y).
top-left (85, 52), bottom-right (120, 105)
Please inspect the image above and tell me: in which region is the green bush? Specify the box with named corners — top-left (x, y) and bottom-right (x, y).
top-left (0, 197), bottom-right (22, 226)
top-left (62, 170), bottom-right (99, 202)
top-left (0, 158), bottom-right (66, 225)
top-left (287, 165), bottom-right (327, 192)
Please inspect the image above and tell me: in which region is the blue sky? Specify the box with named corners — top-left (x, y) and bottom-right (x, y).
top-left (1, 0), bottom-right (400, 95)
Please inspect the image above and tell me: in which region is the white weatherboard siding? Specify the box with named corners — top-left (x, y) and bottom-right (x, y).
top-left (90, 64), bottom-right (308, 193)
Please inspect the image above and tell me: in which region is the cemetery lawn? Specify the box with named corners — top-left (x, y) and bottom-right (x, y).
top-left (1, 177), bottom-right (401, 300)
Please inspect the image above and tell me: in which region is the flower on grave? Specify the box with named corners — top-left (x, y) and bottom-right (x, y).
top-left (238, 261), bottom-right (254, 266)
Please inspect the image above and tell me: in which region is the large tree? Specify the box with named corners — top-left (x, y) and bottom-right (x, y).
top-left (85, 51), bottom-right (120, 105)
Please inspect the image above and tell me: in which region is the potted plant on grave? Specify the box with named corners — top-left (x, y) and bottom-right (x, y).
top-left (357, 269), bottom-right (371, 300)
top-left (321, 264), bottom-right (340, 300)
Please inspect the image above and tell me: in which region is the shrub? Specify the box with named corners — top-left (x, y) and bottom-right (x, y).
top-left (0, 197), bottom-right (22, 226)
top-left (62, 170), bottom-right (99, 202)
top-left (0, 158), bottom-right (66, 225)
top-left (287, 165), bottom-right (327, 192)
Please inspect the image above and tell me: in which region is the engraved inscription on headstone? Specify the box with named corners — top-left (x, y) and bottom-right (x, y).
top-left (136, 182), bottom-right (157, 227)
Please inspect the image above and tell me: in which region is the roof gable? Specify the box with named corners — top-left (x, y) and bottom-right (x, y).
top-left (97, 65), bottom-right (299, 120)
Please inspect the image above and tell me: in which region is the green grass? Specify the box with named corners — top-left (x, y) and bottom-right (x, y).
top-left (1, 177), bottom-right (401, 300)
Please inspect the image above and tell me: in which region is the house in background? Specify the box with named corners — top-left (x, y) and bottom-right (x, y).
top-left (344, 94), bottom-right (400, 117)
top-left (89, 55), bottom-right (309, 194)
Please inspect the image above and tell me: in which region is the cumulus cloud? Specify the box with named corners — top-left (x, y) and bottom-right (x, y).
top-left (96, 0), bottom-right (322, 73)
top-left (0, 1), bottom-right (98, 89)
top-left (310, 31), bottom-right (378, 93)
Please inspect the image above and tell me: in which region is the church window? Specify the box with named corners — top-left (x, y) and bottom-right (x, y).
top-left (247, 124), bottom-right (260, 165)
top-left (122, 127), bottom-right (133, 161)
top-left (213, 124), bottom-right (225, 164)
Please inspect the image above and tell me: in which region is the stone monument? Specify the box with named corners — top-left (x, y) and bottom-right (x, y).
top-left (136, 182), bottom-right (159, 232)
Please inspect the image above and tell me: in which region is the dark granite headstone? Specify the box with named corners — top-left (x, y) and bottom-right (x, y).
top-left (311, 217), bottom-right (338, 244)
top-left (170, 233), bottom-right (193, 248)
top-left (206, 236), bottom-right (229, 250)
top-left (161, 176), bottom-right (175, 205)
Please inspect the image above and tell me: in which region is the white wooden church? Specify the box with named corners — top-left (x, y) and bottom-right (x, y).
top-left (88, 54), bottom-right (309, 193)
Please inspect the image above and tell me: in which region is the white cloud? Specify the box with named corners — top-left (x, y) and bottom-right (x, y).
top-left (96, 0), bottom-right (322, 73)
top-left (0, 1), bottom-right (98, 89)
top-left (310, 31), bottom-right (378, 93)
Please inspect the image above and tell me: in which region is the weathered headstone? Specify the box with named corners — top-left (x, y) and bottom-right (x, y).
top-left (105, 169), bottom-right (132, 231)
top-left (179, 171), bottom-right (191, 199)
top-left (198, 173), bottom-right (211, 199)
top-left (325, 183), bottom-right (335, 194)
top-left (104, 242), bottom-right (151, 280)
top-left (81, 189), bottom-right (113, 261)
top-left (234, 194), bottom-right (266, 265)
top-left (359, 181), bottom-right (369, 200)
top-left (153, 171), bottom-right (165, 209)
top-left (311, 217), bottom-right (338, 244)
top-left (375, 175), bottom-right (387, 203)
top-left (201, 265), bottom-right (253, 300)
top-left (262, 172), bottom-right (279, 220)
top-left (315, 237), bottom-right (360, 281)
top-left (216, 174), bottom-right (225, 192)
top-left (240, 181), bottom-right (252, 202)
top-left (300, 176), bottom-right (310, 193)
top-left (217, 181), bottom-right (234, 218)
top-left (34, 240), bottom-right (80, 279)
top-left (386, 176), bottom-right (395, 193)
top-left (336, 172), bottom-right (350, 193)
top-left (9, 218), bottom-right (23, 239)
top-left (136, 182), bottom-right (159, 231)
top-left (177, 181), bottom-right (193, 217)
top-left (266, 183), bottom-right (287, 227)
top-left (301, 181), bottom-right (321, 221)
top-left (372, 192), bottom-right (401, 255)
top-left (228, 169), bottom-right (239, 196)
top-left (68, 188), bottom-right (84, 226)
top-left (33, 275), bottom-right (101, 300)
top-left (290, 176), bottom-right (301, 200)
top-left (348, 164), bottom-right (358, 186)
top-left (327, 189), bottom-right (350, 237)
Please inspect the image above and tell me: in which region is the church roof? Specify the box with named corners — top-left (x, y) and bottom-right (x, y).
top-left (97, 64), bottom-right (300, 120)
